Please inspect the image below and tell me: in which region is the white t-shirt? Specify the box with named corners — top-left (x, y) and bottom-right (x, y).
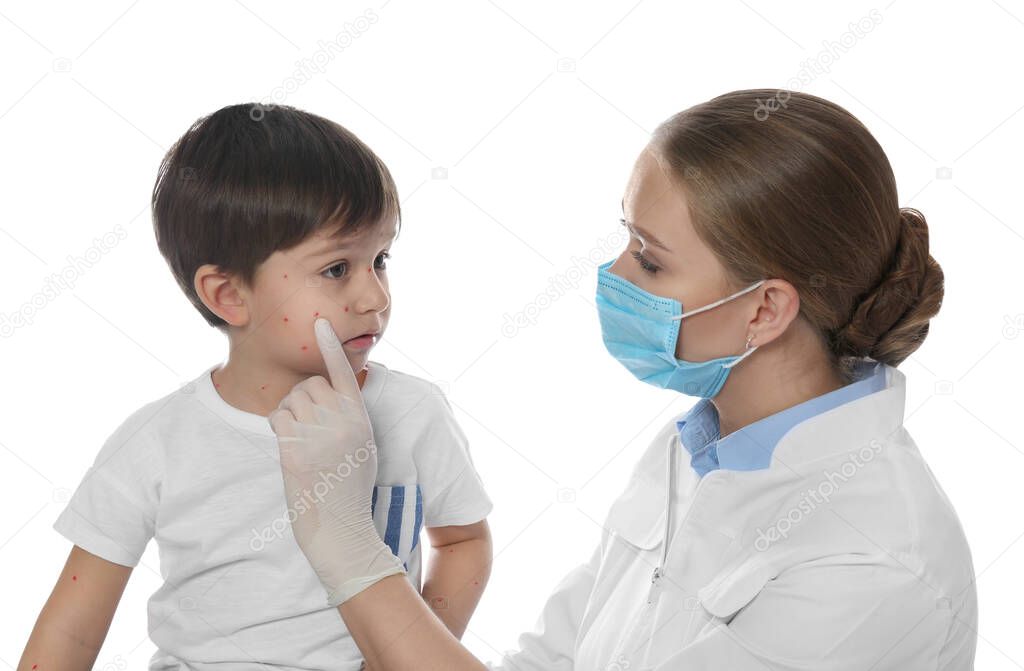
top-left (53, 360), bottom-right (493, 670)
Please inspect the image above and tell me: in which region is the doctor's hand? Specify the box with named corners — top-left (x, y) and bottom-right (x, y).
top-left (268, 317), bottom-right (406, 607)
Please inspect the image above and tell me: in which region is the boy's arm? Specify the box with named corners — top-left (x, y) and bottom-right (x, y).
top-left (421, 519), bottom-right (493, 639)
top-left (19, 545), bottom-right (132, 671)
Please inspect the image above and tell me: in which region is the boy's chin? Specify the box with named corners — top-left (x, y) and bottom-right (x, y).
top-left (335, 346), bottom-right (372, 374)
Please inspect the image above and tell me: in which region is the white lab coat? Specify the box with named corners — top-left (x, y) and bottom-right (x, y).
top-left (490, 364), bottom-right (977, 670)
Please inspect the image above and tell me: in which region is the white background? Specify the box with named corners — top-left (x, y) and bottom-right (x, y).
top-left (2, 0), bottom-right (1022, 667)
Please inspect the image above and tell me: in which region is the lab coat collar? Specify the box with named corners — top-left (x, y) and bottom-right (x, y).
top-left (676, 359), bottom-right (888, 476)
top-left (766, 361), bottom-right (905, 474)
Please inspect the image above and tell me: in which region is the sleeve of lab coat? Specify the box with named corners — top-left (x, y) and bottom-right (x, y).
top-left (484, 544), bottom-right (602, 671)
top-left (649, 556), bottom-right (966, 671)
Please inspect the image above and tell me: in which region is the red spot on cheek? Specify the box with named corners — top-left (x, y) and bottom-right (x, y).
top-left (283, 316), bottom-right (289, 322)
top-left (301, 345), bottom-right (308, 351)
top-left (283, 273), bottom-right (288, 279)
top-left (260, 384), bottom-right (267, 391)
top-left (72, 575), bottom-right (77, 581)
top-left (344, 306), bottom-right (349, 312)
top-left (367, 267), bottom-right (371, 272)
top-left (313, 311), bottom-right (319, 317)
top-left (214, 383), bottom-right (220, 389)
top-left (33, 665), bottom-right (37, 670)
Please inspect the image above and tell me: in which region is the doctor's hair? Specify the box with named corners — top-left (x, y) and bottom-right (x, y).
top-left (151, 103), bottom-right (401, 330)
top-left (650, 89), bottom-right (944, 383)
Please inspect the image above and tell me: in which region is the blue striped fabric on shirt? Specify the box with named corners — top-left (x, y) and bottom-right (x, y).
top-left (370, 484), bottom-right (423, 569)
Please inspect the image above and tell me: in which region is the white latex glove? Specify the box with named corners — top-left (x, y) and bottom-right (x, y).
top-left (268, 317), bottom-right (406, 607)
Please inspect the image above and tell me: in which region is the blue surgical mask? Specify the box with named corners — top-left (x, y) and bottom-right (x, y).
top-left (595, 259), bottom-right (766, 398)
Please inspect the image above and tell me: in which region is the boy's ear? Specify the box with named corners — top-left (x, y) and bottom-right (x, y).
top-left (194, 264), bottom-right (250, 327)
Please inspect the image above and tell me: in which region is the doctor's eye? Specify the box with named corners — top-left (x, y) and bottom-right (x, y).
top-left (631, 250), bottom-right (660, 275)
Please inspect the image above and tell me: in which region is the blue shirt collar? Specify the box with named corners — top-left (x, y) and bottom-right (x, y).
top-left (675, 359), bottom-right (887, 477)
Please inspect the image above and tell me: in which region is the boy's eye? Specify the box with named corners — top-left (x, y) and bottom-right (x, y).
top-left (321, 252), bottom-right (390, 280)
top-left (630, 250), bottom-right (660, 275)
top-left (322, 261), bottom-right (347, 280)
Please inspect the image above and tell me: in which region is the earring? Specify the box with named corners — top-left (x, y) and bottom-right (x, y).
top-left (724, 333), bottom-right (759, 369)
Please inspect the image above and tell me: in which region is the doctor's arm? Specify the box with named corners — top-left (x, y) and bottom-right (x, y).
top-left (345, 543), bottom-right (601, 671)
top-left (343, 573), bottom-right (486, 670)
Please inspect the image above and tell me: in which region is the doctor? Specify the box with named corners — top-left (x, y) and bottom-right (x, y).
top-left (269, 89), bottom-right (977, 669)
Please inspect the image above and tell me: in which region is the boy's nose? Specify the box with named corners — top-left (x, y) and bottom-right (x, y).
top-left (353, 266), bottom-right (390, 314)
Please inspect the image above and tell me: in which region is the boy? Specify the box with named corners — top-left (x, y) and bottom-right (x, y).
top-left (20, 104), bottom-right (493, 670)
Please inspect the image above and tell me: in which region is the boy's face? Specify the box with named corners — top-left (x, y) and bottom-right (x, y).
top-left (237, 217), bottom-right (398, 379)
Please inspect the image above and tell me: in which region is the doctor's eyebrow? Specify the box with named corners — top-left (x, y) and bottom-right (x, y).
top-left (620, 199), bottom-right (673, 253)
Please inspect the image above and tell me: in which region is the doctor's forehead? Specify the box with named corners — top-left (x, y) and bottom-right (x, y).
top-left (622, 148), bottom-right (696, 249)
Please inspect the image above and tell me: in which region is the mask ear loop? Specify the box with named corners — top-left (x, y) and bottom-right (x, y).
top-left (669, 279), bottom-right (766, 321)
top-left (667, 279), bottom-right (767, 370)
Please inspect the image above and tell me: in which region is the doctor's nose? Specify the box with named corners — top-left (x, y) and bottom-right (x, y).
top-left (607, 251), bottom-right (638, 284)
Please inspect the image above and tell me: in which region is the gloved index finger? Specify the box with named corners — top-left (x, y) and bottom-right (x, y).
top-left (314, 318), bottom-right (361, 398)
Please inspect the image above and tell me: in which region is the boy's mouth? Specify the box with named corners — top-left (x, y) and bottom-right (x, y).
top-left (342, 331), bottom-right (379, 351)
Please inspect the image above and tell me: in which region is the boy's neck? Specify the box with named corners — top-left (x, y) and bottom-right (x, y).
top-left (211, 356), bottom-right (367, 418)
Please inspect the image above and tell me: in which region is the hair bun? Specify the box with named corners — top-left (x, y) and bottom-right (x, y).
top-left (831, 207), bottom-right (944, 367)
